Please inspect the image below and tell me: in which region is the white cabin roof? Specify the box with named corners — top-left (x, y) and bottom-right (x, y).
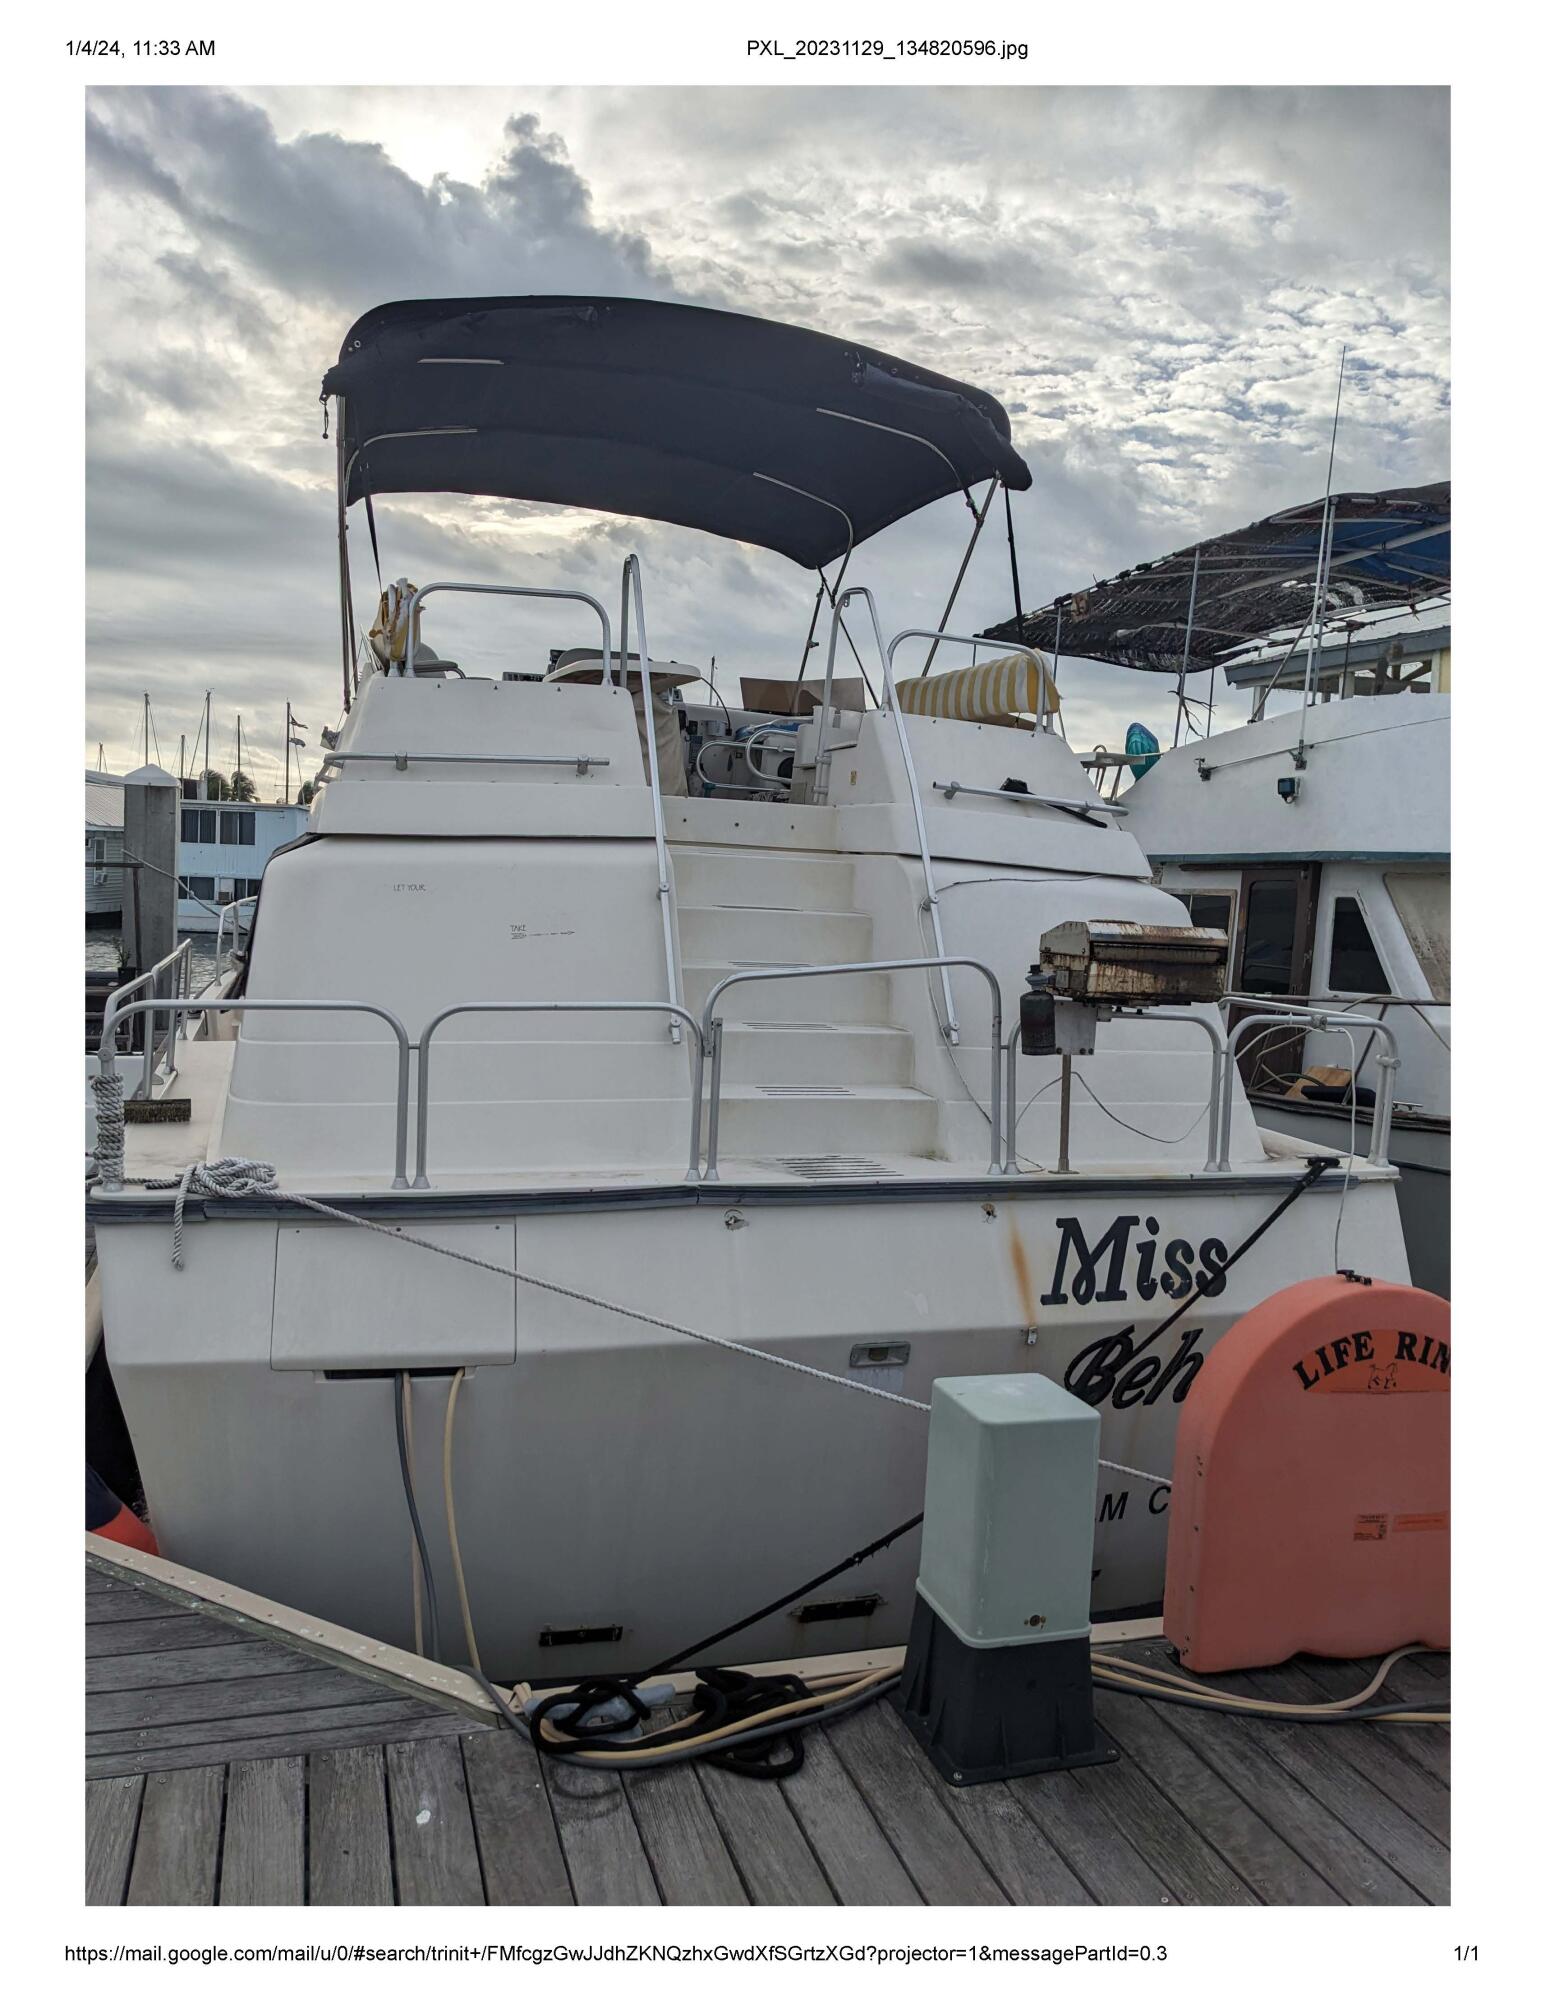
top-left (1122, 693), bottom-right (1450, 864)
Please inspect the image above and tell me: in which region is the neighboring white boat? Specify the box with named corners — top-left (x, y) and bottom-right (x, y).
top-left (1122, 663), bottom-right (1450, 1294)
top-left (985, 492), bottom-right (1451, 1298)
top-left (89, 298), bottom-right (1411, 1681)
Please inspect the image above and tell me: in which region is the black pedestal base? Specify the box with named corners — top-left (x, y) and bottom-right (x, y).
top-left (894, 1595), bottom-right (1118, 1786)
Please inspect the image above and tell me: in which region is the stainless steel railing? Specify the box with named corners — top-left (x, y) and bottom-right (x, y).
top-left (95, 995), bottom-right (415, 1189)
top-left (811, 591), bottom-right (961, 1044)
top-left (402, 580), bottom-right (614, 681)
top-left (1217, 1005), bottom-right (1400, 1170)
top-left (214, 896), bottom-right (259, 985)
top-left (91, 982), bottom-right (1399, 1195)
top-left (320, 751), bottom-right (610, 776)
top-left (931, 779), bottom-right (1128, 822)
top-left (620, 553), bottom-right (684, 1042)
top-left (1002, 1005), bottom-right (1228, 1175)
top-left (698, 957), bottom-right (1005, 1181)
top-left (102, 939), bottom-right (193, 1100)
top-left (413, 1001), bottom-right (705, 1187)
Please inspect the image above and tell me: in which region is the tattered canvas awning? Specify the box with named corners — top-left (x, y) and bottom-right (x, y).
top-left (323, 296), bottom-right (1031, 571)
top-left (979, 484), bottom-right (1450, 673)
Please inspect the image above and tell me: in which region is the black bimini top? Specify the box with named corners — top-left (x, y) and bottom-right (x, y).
top-left (980, 483), bottom-right (1450, 672)
top-left (322, 296), bottom-right (1030, 570)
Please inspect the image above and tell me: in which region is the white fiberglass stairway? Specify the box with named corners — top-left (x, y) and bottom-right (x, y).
top-left (673, 844), bottom-right (941, 1173)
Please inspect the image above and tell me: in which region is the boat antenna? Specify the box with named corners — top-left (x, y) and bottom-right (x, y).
top-left (1297, 345), bottom-right (1349, 753)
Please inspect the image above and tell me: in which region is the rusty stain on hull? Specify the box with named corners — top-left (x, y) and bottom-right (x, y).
top-left (1007, 1223), bottom-right (1037, 1330)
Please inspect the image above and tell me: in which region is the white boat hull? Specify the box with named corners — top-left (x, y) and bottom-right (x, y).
top-left (98, 1171), bottom-right (1407, 1681)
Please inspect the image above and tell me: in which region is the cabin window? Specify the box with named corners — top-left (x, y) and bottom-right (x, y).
top-left (1385, 871), bottom-right (1450, 1003)
top-left (1176, 890), bottom-right (1233, 936)
top-left (221, 810), bottom-right (256, 846)
top-left (1326, 896), bottom-right (1389, 995)
top-left (1238, 878), bottom-right (1299, 995)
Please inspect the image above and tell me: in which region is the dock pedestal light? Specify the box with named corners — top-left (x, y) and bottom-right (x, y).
top-left (896, 1374), bottom-right (1117, 1785)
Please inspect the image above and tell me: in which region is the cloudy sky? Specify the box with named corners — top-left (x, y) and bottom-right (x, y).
top-left (85, 85), bottom-right (1449, 795)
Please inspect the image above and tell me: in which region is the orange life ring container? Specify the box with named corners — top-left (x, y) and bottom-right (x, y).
top-left (1163, 1274), bottom-right (1448, 1672)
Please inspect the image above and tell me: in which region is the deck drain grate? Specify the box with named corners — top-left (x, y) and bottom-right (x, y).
top-left (743, 1020), bottom-right (832, 1030)
top-left (761, 1155), bottom-right (900, 1180)
top-left (756, 1085), bottom-right (853, 1097)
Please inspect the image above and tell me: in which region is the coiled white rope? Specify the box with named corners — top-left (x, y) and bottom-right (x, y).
top-left (103, 1148), bottom-right (1172, 1482)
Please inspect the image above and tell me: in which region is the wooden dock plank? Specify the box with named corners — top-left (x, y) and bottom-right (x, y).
top-left (1136, 1697), bottom-right (1423, 1905)
top-left (1242, 1660), bottom-right (1450, 1845)
top-left (387, 1738), bottom-right (487, 1906)
top-left (87, 1613), bottom-right (252, 1659)
top-left (461, 1733), bottom-right (574, 1907)
top-left (1070, 1752), bottom-right (1257, 1905)
top-left (1010, 1767), bottom-right (1176, 1905)
top-left (625, 1765), bottom-right (748, 1906)
top-left (219, 1757), bottom-right (305, 1906)
top-left (87, 1700), bottom-right (477, 1778)
top-left (1291, 1656), bottom-right (1452, 1786)
top-left (824, 1702), bottom-right (1088, 1907)
top-left (87, 1569), bottom-right (147, 1599)
top-left (1234, 1672), bottom-right (1449, 1904)
top-left (1093, 1691), bottom-right (1339, 1905)
top-left (543, 1762), bottom-right (660, 1906)
top-left (87, 1589), bottom-right (203, 1625)
top-left (89, 1665), bottom-right (404, 1734)
top-left (779, 1728), bottom-right (923, 1907)
top-left (695, 1760), bottom-right (834, 1905)
top-left (825, 1701), bottom-right (1004, 1906)
top-left (309, 1748), bottom-right (394, 1906)
top-left (935, 1776), bottom-right (1094, 1906)
top-left (127, 1766), bottom-right (223, 1905)
top-left (89, 1639), bottom-right (327, 1696)
top-left (84, 1775), bottom-right (143, 1906)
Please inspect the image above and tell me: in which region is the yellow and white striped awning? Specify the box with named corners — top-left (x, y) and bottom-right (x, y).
top-left (894, 652), bottom-right (1058, 725)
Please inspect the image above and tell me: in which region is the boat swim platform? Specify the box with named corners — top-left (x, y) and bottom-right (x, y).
top-left (86, 1540), bottom-right (1449, 1907)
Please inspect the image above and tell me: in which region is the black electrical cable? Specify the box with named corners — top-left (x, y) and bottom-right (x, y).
top-left (1132, 1155), bottom-right (1333, 1358)
top-left (645, 1511), bottom-right (924, 1679)
top-left (392, 1373), bottom-right (442, 1664)
top-left (526, 1512), bottom-right (926, 1772)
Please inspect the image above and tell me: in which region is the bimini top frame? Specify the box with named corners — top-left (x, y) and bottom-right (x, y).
top-left (322, 295), bottom-right (1029, 572)
top-left (981, 483), bottom-right (1450, 676)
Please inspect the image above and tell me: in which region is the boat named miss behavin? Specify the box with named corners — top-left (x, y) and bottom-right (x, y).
top-left (89, 297), bottom-right (1411, 1682)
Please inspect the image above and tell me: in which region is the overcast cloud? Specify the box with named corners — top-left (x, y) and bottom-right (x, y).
top-left (85, 85), bottom-right (1449, 791)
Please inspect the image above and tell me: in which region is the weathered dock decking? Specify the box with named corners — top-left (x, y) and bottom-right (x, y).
top-left (86, 1551), bottom-right (1450, 1907)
